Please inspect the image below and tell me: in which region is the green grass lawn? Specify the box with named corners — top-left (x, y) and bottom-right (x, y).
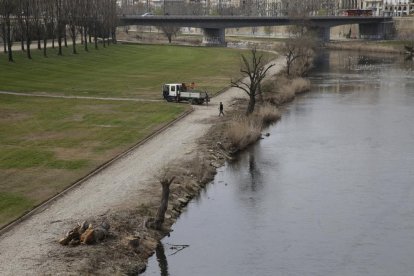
top-left (0, 44), bottom-right (247, 98)
top-left (0, 94), bottom-right (187, 227)
top-left (0, 43), bottom-right (259, 227)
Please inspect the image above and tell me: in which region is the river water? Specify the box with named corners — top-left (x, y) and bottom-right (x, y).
top-left (142, 50), bottom-right (414, 276)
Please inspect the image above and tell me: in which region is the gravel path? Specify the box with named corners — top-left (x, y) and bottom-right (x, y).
top-left (0, 57), bottom-right (284, 275)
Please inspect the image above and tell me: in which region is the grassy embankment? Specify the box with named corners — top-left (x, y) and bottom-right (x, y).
top-left (326, 40), bottom-right (411, 53)
top-left (0, 44), bottom-right (247, 228)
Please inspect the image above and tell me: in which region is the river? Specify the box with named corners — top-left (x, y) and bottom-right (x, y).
top-left (142, 50), bottom-right (414, 276)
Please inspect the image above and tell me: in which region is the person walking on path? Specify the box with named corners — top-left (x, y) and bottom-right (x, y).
top-left (219, 102), bottom-right (224, 116)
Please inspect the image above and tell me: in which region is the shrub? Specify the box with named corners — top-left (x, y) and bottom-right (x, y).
top-left (290, 78), bottom-right (311, 95)
top-left (262, 76), bottom-right (310, 106)
top-left (255, 103), bottom-right (281, 126)
top-left (226, 115), bottom-right (262, 151)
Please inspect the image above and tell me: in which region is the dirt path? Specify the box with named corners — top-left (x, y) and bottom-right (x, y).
top-left (0, 57), bottom-right (285, 275)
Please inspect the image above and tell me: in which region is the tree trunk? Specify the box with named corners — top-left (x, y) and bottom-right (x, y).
top-left (58, 32), bottom-right (63, 56)
top-left (37, 32), bottom-right (41, 50)
top-left (286, 60), bottom-right (291, 76)
top-left (258, 84), bottom-right (263, 103)
top-left (153, 176), bottom-right (175, 230)
top-left (112, 28), bottom-right (117, 44)
top-left (26, 39), bottom-right (32, 59)
top-left (26, 22), bottom-right (32, 59)
top-left (64, 28), bottom-right (68, 47)
top-left (2, 24), bottom-right (7, 53)
top-left (43, 37), bottom-right (47, 57)
top-left (246, 94), bottom-right (256, 115)
top-left (72, 37), bottom-right (76, 54)
top-left (21, 37), bottom-right (25, 51)
top-left (71, 26), bottom-right (77, 54)
top-left (94, 27), bottom-right (98, 50)
top-left (6, 16), bottom-right (13, 62)
top-left (84, 28), bottom-right (88, 51)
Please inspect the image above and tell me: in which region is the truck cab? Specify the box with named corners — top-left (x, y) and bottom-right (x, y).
top-left (162, 83), bottom-right (208, 104)
top-left (163, 83), bottom-right (187, 101)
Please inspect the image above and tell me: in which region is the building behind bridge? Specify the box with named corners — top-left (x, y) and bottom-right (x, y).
top-left (117, 0), bottom-right (413, 17)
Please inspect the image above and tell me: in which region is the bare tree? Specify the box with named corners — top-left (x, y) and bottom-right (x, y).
top-left (231, 48), bottom-right (274, 115)
top-left (0, 20), bottom-right (6, 53)
top-left (40, 0), bottom-right (55, 57)
top-left (157, 25), bottom-right (180, 43)
top-left (15, 0), bottom-right (25, 52)
top-left (33, 0), bottom-right (43, 51)
top-left (65, 0), bottom-right (80, 54)
top-left (79, 0), bottom-right (91, 52)
top-left (0, 0), bottom-right (15, 61)
top-left (0, 1), bottom-right (6, 53)
top-left (108, 0), bottom-right (118, 43)
top-left (21, 0), bottom-right (36, 59)
top-left (55, 0), bottom-right (64, 55)
top-left (283, 30), bottom-right (316, 77)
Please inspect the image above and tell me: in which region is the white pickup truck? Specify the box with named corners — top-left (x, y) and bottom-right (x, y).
top-left (162, 83), bottom-right (209, 105)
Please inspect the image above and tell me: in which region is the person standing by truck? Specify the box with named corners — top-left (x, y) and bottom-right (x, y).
top-left (219, 102), bottom-right (224, 116)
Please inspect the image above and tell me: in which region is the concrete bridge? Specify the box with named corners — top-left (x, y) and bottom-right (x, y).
top-left (118, 15), bottom-right (394, 46)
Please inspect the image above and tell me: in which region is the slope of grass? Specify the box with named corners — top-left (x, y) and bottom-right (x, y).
top-left (0, 44), bottom-right (260, 228)
top-left (0, 44), bottom-right (246, 98)
top-left (0, 94), bottom-right (187, 227)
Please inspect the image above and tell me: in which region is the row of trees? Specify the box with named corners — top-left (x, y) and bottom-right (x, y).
top-left (0, 0), bottom-right (118, 62)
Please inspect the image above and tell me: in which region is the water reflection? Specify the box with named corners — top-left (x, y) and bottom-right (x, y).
top-left (154, 242), bottom-right (169, 276)
top-left (247, 151), bottom-right (261, 192)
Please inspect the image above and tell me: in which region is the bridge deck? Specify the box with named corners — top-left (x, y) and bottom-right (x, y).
top-left (119, 15), bottom-right (392, 28)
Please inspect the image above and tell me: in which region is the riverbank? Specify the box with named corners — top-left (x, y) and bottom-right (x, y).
top-left (325, 40), bottom-right (409, 54)
top-left (144, 48), bottom-right (414, 276)
top-left (61, 58), bottom-right (301, 275)
top-left (0, 55), bottom-right (289, 275)
top-left (113, 73), bottom-right (310, 274)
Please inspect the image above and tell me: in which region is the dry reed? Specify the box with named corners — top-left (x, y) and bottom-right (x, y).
top-left (226, 115), bottom-right (262, 151)
top-left (290, 78), bottom-right (311, 95)
top-left (262, 76), bottom-right (310, 106)
top-left (255, 103), bottom-right (281, 126)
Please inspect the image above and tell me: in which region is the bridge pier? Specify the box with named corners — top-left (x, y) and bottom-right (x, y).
top-left (359, 22), bottom-right (395, 40)
top-left (202, 28), bottom-right (227, 47)
top-left (311, 26), bottom-right (331, 43)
